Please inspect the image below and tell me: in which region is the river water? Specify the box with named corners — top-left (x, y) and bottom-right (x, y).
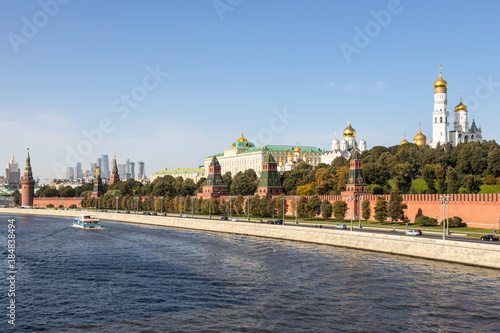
top-left (1, 214), bottom-right (499, 332)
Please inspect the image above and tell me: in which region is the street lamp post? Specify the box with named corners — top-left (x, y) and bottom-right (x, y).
top-left (350, 195), bottom-right (354, 231)
top-left (359, 196), bottom-right (362, 228)
top-left (440, 196), bottom-right (450, 240)
top-left (229, 196), bottom-right (232, 220)
top-left (159, 196), bottom-right (164, 215)
top-left (209, 198), bottom-right (212, 219)
top-left (179, 197), bottom-right (182, 216)
top-left (191, 197), bottom-right (194, 218)
top-left (295, 196), bottom-right (298, 224)
top-left (115, 197), bottom-right (119, 213)
top-left (154, 196), bottom-right (157, 214)
top-left (247, 196), bottom-right (250, 221)
top-left (134, 196), bottom-right (139, 214)
top-left (282, 196), bottom-right (286, 225)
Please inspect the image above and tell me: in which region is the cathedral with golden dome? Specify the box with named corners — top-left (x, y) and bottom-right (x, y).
top-left (321, 119), bottom-right (367, 163)
top-left (401, 65), bottom-right (482, 147)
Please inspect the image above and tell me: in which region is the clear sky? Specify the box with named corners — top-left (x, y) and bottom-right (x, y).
top-left (1, 0), bottom-right (499, 181)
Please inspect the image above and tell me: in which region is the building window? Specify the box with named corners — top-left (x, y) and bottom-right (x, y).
top-left (440, 117), bottom-right (443, 123)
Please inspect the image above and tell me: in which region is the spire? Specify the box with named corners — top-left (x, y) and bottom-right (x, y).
top-left (113, 155), bottom-right (118, 171)
top-left (439, 64), bottom-right (442, 76)
top-left (460, 92), bottom-right (462, 103)
top-left (24, 148), bottom-right (32, 176)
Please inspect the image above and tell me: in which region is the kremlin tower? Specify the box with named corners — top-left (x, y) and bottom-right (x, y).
top-left (21, 148), bottom-right (35, 207)
top-left (109, 156), bottom-right (120, 185)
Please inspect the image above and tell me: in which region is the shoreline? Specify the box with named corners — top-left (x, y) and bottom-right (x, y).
top-left (2, 208), bottom-right (499, 270)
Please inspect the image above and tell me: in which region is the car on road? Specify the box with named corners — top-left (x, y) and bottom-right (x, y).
top-left (266, 220), bottom-right (274, 224)
top-left (231, 218), bottom-right (238, 222)
top-left (405, 229), bottom-right (422, 236)
top-left (162, 213), bottom-right (167, 216)
top-left (152, 212), bottom-right (157, 216)
top-left (336, 223), bottom-right (347, 229)
top-left (182, 214), bottom-right (189, 218)
top-left (255, 219), bottom-right (263, 223)
top-left (274, 219), bottom-right (283, 225)
top-left (221, 216), bottom-right (228, 220)
top-left (480, 235), bottom-right (499, 241)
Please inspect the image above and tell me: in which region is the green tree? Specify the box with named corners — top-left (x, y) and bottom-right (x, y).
top-left (321, 200), bottom-right (333, 220)
top-left (275, 194), bottom-right (289, 218)
top-left (297, 196), bottom-right (308, 218)
top-left (361, 199), bottom-right (371, 221)
top-left (223, 172), bottom-right (233, 191)
top-left (374, 196), bottom-right (388, 223)
top-left (487, 147), bottom-right (500, 177)
top-left (333, 200), bottom-right (348, 221)
top-left (422, 165), bottom-right (436, 194)
top-left (250, 194), bottom-right (260, 216)
top-left (462, 174), bottom-right (482, 194)
top-left (305, 195), bottom-right (321, 218)
top-left (259, 196), bottom-right (271, 217)
top-left (388, 189), bottom-right (407, 223)
top-left (446, 166), bottom-right (460, 194)
top-left (435, 164), bottom-right (447, 194)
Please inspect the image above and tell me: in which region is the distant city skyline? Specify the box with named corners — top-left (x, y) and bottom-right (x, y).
top-left (2, 1), bottom-right (500, 179)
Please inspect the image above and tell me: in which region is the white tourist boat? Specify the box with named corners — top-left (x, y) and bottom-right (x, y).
top-left (73, 215), bottom-right (101, 229)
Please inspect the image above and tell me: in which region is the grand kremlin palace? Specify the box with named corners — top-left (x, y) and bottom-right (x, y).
top-left (151, 120), bottom-right (367, 181)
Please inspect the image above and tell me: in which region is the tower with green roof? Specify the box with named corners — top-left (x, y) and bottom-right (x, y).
top-left (341, 148), bottom-right (371, 219)
top-left (257, 154), bottom-right (283, 197)
top-left (202, 155), bottom-right (228, 198)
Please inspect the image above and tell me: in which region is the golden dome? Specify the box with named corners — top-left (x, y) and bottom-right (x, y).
top-left (400, 133), bottom-right (409, 145)
top-left (343, 120), bottom-right (356, 138)
top-left (287, 152), bottom-right (293, 159)
top-left (236, 133), bottom-right (247, 142)
top-left (279, 157), bottom-right (283, 163)
top-left (413, 126), bottom-right (427, 146)
top-left (434, 65), bottom-right (448, 92)
top-left (294, 144), bottom-right (301, 153)
top-left (455, 93), bottom-right (468, 112)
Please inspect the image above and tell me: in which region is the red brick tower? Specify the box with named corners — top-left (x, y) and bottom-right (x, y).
top-left (341, 149), bottom-right (371, 218)
top-left (257, 154), bottom-right (283, 198)
top-left (109, 156), bottom-right (120, 185)
top-left (21, 148), bottom-right (35, 207)
top-left (200, 155), bottom-right (228, 198)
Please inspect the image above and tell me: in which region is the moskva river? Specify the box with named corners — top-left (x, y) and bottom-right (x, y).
top-left (1, 214), bottom-right (499, 332)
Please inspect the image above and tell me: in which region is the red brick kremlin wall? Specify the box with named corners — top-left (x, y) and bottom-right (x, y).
top-left (283, 193), bottom-right (500, 229)
top-left (34, 193), bottom-right (500, 229)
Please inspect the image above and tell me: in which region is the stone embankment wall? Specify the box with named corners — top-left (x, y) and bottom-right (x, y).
top-left (2, 208), bottom-right (499, 270)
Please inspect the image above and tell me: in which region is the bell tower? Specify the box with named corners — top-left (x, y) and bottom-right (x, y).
top-left (431, 65), bottom-right (449, 147)
top-left (21, 148), bottom-right (35, 207)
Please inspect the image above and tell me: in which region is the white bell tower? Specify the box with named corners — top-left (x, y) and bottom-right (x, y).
top-left (431, 65), bottom-right (449, 148)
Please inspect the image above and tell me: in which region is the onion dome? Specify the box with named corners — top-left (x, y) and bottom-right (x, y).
top-left (343, 120), bottom-right (356, 138)
top-left (279, 157), bottom-right (283, 164)
top-left (294, 144), bottom-right (301, 153)
top-left (237, 133), bottom-right (247, 142)
top-left (332, 132), bottom-right (340, 145)
top-left (455, 93), bottom-right (468, 112)
top-left (287, 152), bottom-right (293, 159)
top-left (400, 132), bottom-right (409, 145)
top-left (340, 139), bottom-right (347, 146)
top-left (434, 65), bottom-right (448, 93)
top-left (413, 126), bottom-right (427, 146)
top-left (359, 134), bottom-right (366, 146)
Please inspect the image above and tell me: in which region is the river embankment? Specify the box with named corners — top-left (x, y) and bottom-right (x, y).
top-left (2, 208), bottom-right (499, 269)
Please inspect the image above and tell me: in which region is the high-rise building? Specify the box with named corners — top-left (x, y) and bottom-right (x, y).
top-left (90, 162), bottom-right (97, 172)
top-left (129, 162), bottom-right (135, 180)
top-left (137, 161), bottom-right (145, 180)
top-left (5, 155), bottom-right (20, 190)
top-left (97, 158), bottom-right (102, 173)
top-left (66, 167), bottom-right (74, 180)
top-left (118, 163), bottom-right (127, 180)
top-left (75, 162), bottom-right (83, 179)
top-left (101, 154), bottom-right (110, 179)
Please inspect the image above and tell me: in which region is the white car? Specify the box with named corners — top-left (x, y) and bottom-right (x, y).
top-left (336, 224), bottom-right (347, 229)
top-left (231, 218), bottom-right (238, 222)
top-left (405, 229), bottom-right (422, 236)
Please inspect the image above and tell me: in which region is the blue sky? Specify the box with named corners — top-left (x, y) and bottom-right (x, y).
top-left (1, 0), bottom-right (499, 181)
